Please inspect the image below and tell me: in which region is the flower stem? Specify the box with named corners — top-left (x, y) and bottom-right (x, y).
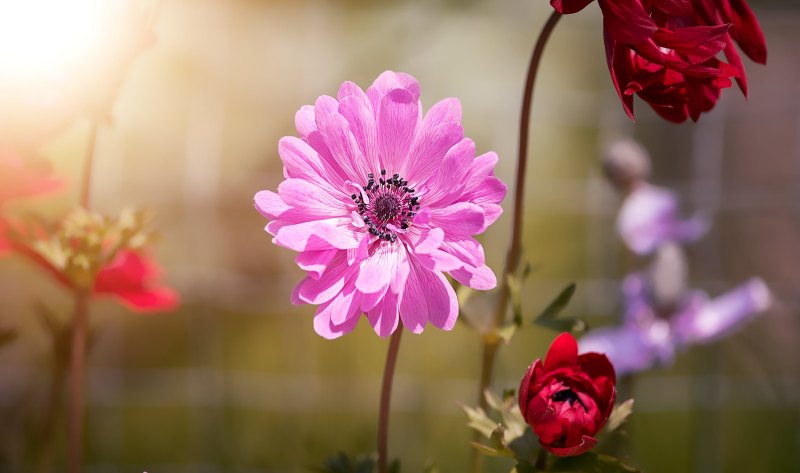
top-left (377, 328), bottom-right (403, 473)
top-left (80, 120), bottom-right (99, 209)
top-left (535, 449), bottom-right (549, 471)
top-left (471, 10), bottom-right (562, 473)
top-left (67, 289), bottom-right (90, 473)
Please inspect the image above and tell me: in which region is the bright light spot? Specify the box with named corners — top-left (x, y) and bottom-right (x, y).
top-left (0, 0), bottom-right (108, 84)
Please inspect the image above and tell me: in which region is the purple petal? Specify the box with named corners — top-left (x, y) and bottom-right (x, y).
top-left (672, 278), bottom-right (770, 345)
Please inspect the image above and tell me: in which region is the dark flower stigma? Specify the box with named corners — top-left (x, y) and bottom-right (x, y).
top-left (351, 169), bottom-right (420, 242)
top-left (552, 388), bottom-right (589, 412)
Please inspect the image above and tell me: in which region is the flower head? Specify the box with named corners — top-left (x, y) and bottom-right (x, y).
top-left (579, 271), bottom-right (771, 376)
top-left (519, 333), bottom-right (616, 457)
top-left (254, 71), bottom-right (506, 338)
top-left (617, 184), bottom-right (708, 255)
top-left (551, 0), bottom-right (767, 122)
top-left (7, 208), bottom-right (178, 313)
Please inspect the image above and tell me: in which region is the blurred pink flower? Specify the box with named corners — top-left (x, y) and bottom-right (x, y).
top-left (0, 149), bottom-right (62, 256)
top-left (0, 148), bottom-right (62, 207)
top-left (254, 71), bottom-right (506, 338)
top-left (579, 273), bottom-right (770, 376)
top-left (617, 184), bottom-right (708, 255)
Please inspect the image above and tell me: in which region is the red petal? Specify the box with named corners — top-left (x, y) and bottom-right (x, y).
top-left (544, 332), bottom-right (579, 371)
top-left (543, 435), bottom-right (598, 457)
top-left (94, 250), bottom-right (180, 313)
top-left (599, 0), bottom-right (658, 45)
top-left (578, 352), bottom-right (617, 385)
top-left (726, 0), bottom-right (767, 64)
top-left (550, 0), bottom-right (595, 14)
top-left (518, 359), bottom-right (541, 418)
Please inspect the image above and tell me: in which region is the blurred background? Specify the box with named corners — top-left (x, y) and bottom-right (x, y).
top-left (0, 0), bottom-right (798, 471)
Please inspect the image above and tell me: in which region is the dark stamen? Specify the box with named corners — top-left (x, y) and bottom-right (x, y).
top-left (552, 389), bottom-right (588, 412)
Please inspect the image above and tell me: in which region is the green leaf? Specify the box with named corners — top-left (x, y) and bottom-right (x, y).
top-left (511, 461), bottom-right (538, 473)
top-left (496, 323), bottom-right (518, 343)
top-left (507, 273), bottom-right (524, 327)
top-left (535, 317), bottom-right (588, 334)
top-left (534, 283), bottom-right (576, 323)
top-left (469, 441), bottom-right (513, 458)
top-left (550, 453), bottom-right (640, 473)
top-left (388, 459), bottom-right (401, 473)
top-left (311, 452), bottom-right (375, 473)
top-left (606, 399), bottom-right (635, 432)
top-left (460, 403), bottom-right (499, 439)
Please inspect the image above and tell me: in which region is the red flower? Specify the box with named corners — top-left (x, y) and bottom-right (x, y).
top-left (92, 250), bottom-right (179, 313)
top-left (518, 333), bottom-right (616, 457)
top-left (551, 0), bottom-right (767, 122)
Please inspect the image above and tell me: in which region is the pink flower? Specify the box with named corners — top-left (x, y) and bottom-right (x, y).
top-left (254, 71), bottom-right (506, 338)
top-left (0, 148), bottom-right (62, 207)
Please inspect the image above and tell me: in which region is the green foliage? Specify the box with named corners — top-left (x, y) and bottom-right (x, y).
top-left (549, 453), bottom-right (640, 473)
top-left (606, 399), bottom-right (635, 433)
top-left (312, 453), bottom-right (400, 473)
top-left (533, 283), bottom-right (587, 334)
top-left (462, 390), bottom-right (539, 463)
top-left (312, 452), bottom-right (375, 473)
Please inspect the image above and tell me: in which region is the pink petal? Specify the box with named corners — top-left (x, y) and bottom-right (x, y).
top-left (400, 259), bottom-right (459, 332)
top-left (338, 84), bottom-right (380, 173)
top-left (274, 218), bottom-right (364, 252)
top-left (450, 264), bottom-right (497, 290)
top-left (430, 202), bottom-right (485, 236)
top-left (421, 137), bottom-right (475, 206)
top-left (292, 253), bottom-right (352, 305)
top-left (278, 178), bottom-right (346, 218)
top-left (367, 71), bottom-right (421, 113)
top-left (296, 249), bottom-right (339, 280)
top-left (377, 88), bottom-right (419, 174)
top-left (313, 299), bottom-right (361, 339)
top-left (314, 96), bottom-right (371, 181)
top-left (295, 105), bottom-right (316, 139)
top-left (254, 190), bottom-right (289, 219)
top-left (366, 289), bottom-right (400, 337)
top-left (405, 122), bottom-right (464, 184)
top-left (279, 136), bottom-right (345, 192)
top-left (355, 243), bottom-right (403, 294)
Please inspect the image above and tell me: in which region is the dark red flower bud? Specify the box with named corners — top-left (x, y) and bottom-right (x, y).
top-left (518, 333), bottom-right (616, 457)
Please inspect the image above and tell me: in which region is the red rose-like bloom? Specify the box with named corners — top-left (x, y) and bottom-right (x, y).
top-left (519, 333), bottom-right (616, 456)
top-left (551, 0), bottom-right (767, 122)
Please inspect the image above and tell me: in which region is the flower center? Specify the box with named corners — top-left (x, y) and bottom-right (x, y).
top-left (350, 169), bottom-right (420, 242)
top-left (552, 388), bottom-right (588, 412)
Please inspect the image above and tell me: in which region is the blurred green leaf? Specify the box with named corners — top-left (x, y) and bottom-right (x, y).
top-left (550, 452), bottom-right (640, 473)
top-left (311, 452), bottom-right (375, 473)
top-left (496, 323), bottom-right (518, 343)
top-left (534, 283), bottom-right (576, 323)
top-left (459, 403), bottom-right (498, 438)
top-left (606, 399), bottom-right (635, 433)
top-left (388, 459), bottom-right (400, 473)
top-left (511, 461), bottom-right (538, 473)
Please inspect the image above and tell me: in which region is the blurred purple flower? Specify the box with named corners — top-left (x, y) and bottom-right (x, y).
top-left (579, 273), bottom-right (770, 376)
top-left (617, 184), bottom-right (708, 255)
top-left (254, 71), bottom-right (506, 339)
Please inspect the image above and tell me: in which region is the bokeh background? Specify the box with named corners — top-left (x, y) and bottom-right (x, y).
top-left (1, 0), bottom-right (799, 471)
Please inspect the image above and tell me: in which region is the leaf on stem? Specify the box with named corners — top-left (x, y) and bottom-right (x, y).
top-left (532, 283), bottom-right (588, 333)
top-left (606, 399), bottom-right (635, 433)
top-left (549, 452), bottom-right (640, 473)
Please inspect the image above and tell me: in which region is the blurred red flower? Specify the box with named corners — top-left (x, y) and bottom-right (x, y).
top-left (518, 333), bottom-right (616, 456)
top-left (4, 209), bottom-right (178, 313)
top-left (551, 0), bottom-right (767, 122)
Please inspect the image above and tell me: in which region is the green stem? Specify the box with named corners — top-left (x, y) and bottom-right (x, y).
top-left (535, 449), bottom-right (549, 471)
top-left (471, 11), bottom-right (562, 473)
top-left (377, 328), bottom-right (403, 473)
top-left (67, 290), bottom-right (90, 473)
